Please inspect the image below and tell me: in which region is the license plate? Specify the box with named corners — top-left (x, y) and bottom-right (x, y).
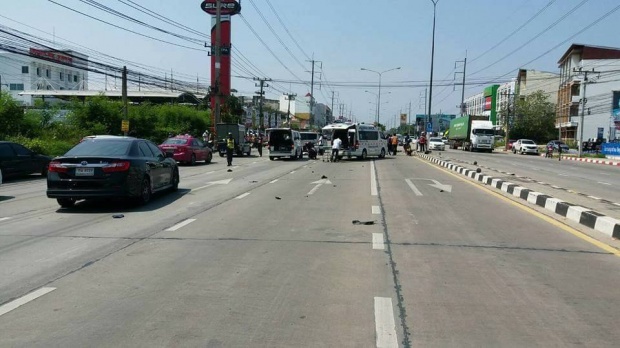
top-left (75, 167), bottom-right (94, 176)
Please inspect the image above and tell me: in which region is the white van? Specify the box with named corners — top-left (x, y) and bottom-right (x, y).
top-left (267, 128), bottom-right (303, 160)
top-left (321, 123), bottom-right (386, 160)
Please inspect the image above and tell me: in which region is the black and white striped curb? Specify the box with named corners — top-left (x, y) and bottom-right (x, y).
top-left (419, 154), bottom-right (620, 239)
top-left (445, 158), bottom-right (620, 207)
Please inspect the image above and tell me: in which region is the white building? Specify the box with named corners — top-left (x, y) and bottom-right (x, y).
top-left (0, 49), bottom-right (88, 106)
top-left (557, 44), bottom-right (620, 141)
top-left (464, 92), bottom-right (485, 116)
top-left (495, 80), bottom-right (516, 130)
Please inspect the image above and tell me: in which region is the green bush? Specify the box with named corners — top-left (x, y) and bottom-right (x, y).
top-left (6, 135), bottom-right (75, 157)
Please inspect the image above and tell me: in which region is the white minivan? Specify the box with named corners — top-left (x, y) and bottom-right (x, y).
top-left (267, 128), bottom-right (303, 160)
top-left (321, 123), bottom-right (386, 160)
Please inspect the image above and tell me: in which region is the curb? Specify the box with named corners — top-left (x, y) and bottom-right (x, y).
top-left (559, 156), bottom-right (620, 166)
top-left (419, 154), bottom-right (620, 239)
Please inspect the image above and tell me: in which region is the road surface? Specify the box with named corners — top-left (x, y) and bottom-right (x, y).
top-left (1, 153), bottom-right (619, 347)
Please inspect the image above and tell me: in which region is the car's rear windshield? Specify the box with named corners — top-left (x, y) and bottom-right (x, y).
top-left (300, 133), bottom-right (318, 140)
top-left (64, 140), bottom-right (132, 156)
top-left (162, 138), bottom-right (189, 145)
top-left (521, 140), bottom-right (535, 144)
top-left (430, 137), bottom-right (442, 142)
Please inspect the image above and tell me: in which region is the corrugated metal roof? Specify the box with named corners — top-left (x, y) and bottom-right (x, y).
top-left (19, 90), bottom-right (206, 98)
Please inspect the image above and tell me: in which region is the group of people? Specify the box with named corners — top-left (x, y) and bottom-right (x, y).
top-left (385, 133), bottom-right (428, 155)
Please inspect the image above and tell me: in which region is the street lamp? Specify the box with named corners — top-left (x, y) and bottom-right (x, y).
top-left (361, 67), bottom-right (401, 126)
top-left (427, 0), bottom-right (439, 134)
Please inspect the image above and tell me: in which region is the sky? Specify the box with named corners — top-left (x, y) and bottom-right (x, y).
top-left (2, 0), bottom-right (620, 127)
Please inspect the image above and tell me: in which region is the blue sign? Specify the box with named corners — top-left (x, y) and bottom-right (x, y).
top-left (426, 122), bottom-right (433, 132)
top-left (602, 143), bottom-right (620, 156)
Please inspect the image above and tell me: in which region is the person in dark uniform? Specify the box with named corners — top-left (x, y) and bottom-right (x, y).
top-left (226, 133), bottom-right (235, 166)
top-left (254, 134), bottom-right (263, 157)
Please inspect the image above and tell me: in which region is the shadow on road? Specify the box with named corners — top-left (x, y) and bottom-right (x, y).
top-left (54, 188), bottom-right (192, 214)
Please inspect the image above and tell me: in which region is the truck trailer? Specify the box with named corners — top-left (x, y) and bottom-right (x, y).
top-left (448, 115), bottom-right (495, 152)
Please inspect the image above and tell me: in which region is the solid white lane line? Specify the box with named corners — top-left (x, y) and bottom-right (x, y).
top-left (598, 182), bottom-right (612, 186)
top-left (374, 297), bottom-right (398, 348)
top-left (0, 287), bottom-right (56, 317)
top-left (235, 192), bottom-right (251, 200)
top-left (372, 233), bottom-right (385, 250)
top-left (588, 196), bottom-right (601, 200)
top-left (166, 219), bottom-right (197, 232)
top-left (405, 179), bottom-right (423, 196)
top-left (370, 161), bottom-right (378, 196)
top-left (372, 206), bottom-right (381, 215)
top-left (269, 179), bottom-right (278, 184)
top-left (0, 217), bottom-right (11, 222)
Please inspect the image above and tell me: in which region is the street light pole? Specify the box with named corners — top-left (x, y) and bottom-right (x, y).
top-left (361, 67), bottom-right (400, 127)
top-left (427, 0), bottom-right (439, 133)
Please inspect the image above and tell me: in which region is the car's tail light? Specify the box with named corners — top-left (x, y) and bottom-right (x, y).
top-left (48, 161), bottom-right (68, 173)
top-left (355, 141), bottom-right (360, 149)
top-left (102, 161), bottom-right (130, 173)
top-left (291, 144), bottom-right (295, 150)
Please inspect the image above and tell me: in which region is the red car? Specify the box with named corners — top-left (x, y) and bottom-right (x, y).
top-left (158, 135), bottom-right (212, 165)
top-left (507, 139), bottom-right (517, 150)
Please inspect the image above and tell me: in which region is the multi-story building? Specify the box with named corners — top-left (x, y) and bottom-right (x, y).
top-left (0, 48), bottom-right (88, 106)
top-left (516, 69), bottom-right (560, 104)
top-left (557, 44), bottom-right (620, 141)
top-left (464, 85), bottom-right (500, 126)
top-left (496, 80), bottom-right (516, 130)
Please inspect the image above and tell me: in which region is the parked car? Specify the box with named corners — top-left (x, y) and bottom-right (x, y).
top-left (513, 139), bottom-right (539, 155)
top-left (158, 135), bottom-right (212, 165)
top-left (547, 140), bottom-right (570, 152)
top-left (428, 137), bottom-right (445, 151)
top-left (441, 137), bottom-right (449, 145)
top-left (47, 136), bottom-right (179, 208)
top-left (0, 141), bottom-right (52, 180)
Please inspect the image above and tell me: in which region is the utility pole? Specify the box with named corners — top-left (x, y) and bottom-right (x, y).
top-left (214, 0), bottom-right (222, 124)
top-left (254, 78), bottom-right (271, 129)
top-left (331, 91), bottom-right (337, 124)
top-left (138, 73), bottom-right (141, 91)
top-left (307, 58), bottom-right (322, 127)
top-left (408, 101), bottom-right (412, 135)
top-left (170, 69), bottom-right (174, 91)
top-left (573, 67), bottom-right (600, 157)
top-left (418, 89), bottom-right (428, 136)
top-left (122, 66), bottom-right (128, 136)
top-left (428, 0), bottom-right (439, 132)
top-left (284, 93), bottom-right (297, 126)
top-left (501, 91), bottom-right (516, 151)
top-left (454, 56), bottom-right (467, 115)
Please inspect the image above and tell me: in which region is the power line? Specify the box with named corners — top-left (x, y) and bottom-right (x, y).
top-left (264, 0), bottom-right (311, 60)
top-left (469, 0), bottom-right (557, 63)
top-left (246, 0), bottom-right (307, 71)
top-left (46, 0), bottom-right (205, 52)
top-left (469, 0), bottom-right (590, 76)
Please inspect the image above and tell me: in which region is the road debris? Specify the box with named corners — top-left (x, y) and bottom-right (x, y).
top-left (352, 220), bottom-right (375, 225)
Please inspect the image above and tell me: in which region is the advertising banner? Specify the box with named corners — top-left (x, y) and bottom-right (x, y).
top-left (484, 97), bottom-right (492, 111)
top-left (400, 113), bottom-right (407, 125)
top-left (613, 91), bottom-right (620, 130)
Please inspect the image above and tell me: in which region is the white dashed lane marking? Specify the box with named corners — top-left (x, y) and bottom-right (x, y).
top-left (0, 287), bottom-right (56, 317)
top-left (165, 219), bottom-right (196, 232)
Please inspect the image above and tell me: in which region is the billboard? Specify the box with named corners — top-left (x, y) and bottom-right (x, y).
top-left (400, 113), bottom-right (407, 125)
top-left (613, 91), bottom-right (620, 130)
top-left (484, 96), bottom-right (492, 110)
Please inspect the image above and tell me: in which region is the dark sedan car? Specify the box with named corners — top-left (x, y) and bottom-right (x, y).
top-left (0, 141), bottom-right (52, 179)
top-left (47, 136), bottom-right (179, 208)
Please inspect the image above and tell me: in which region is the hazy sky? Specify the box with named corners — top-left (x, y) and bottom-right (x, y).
top-left (2, 0), bottom-right (619, 125)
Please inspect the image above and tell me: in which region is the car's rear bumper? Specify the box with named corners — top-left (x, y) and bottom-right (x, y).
top-left (521, 148), bottom-right (539, 153)
top-left (46, 187), bottom-right (132, 200)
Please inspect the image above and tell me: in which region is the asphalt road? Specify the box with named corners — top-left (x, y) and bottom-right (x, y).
top-left (0, 152), bottom-right (619, 347)
top-left (437, 149), bottom-right (620, 204)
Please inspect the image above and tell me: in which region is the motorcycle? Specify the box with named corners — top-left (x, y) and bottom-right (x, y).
top-left (403, 142), bottom-right (413, 156)
top-left (305, 142), bottom-right (317, 160)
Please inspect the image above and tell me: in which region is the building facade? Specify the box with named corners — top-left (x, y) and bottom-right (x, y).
top-left (464, 85), bottom-right (500, 126)
top-left (0, 49), bottom-right (89, 106)
top-left (556, 44), bottom-right (620, 141)
top-left (516, 69), bottom-right (560, 104)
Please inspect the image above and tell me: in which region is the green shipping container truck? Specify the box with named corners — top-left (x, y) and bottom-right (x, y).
top-left (448, 115), bottom-right (495, 152)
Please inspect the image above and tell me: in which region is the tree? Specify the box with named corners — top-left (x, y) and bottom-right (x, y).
top-left (0, 92), bottom-right (25, 137)
top-left (221, 95), bottom-right (244, 124)
top-left (510, 90), bottom-right (556, 143)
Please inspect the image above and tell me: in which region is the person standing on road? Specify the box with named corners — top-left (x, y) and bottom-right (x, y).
top-left (557, 142), bottom-right (563, 161)
top-left (226, 133), bottom-right (235, 166)
top-left (331, 136), bottom-right (342, 162)
top-left (387, 134), bottom-right (393, 156)
top-left (254, 133), bottom-right (263, 157)
top-left (419, 133), bottom-right (427, 153)
top-left (391, 135), bottom-right (399, 155)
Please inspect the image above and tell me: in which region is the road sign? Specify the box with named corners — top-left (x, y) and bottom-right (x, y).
top-left (121, 120), bottom-right (130, 132)
top-left (426, 122), bottom-right (432, 133)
